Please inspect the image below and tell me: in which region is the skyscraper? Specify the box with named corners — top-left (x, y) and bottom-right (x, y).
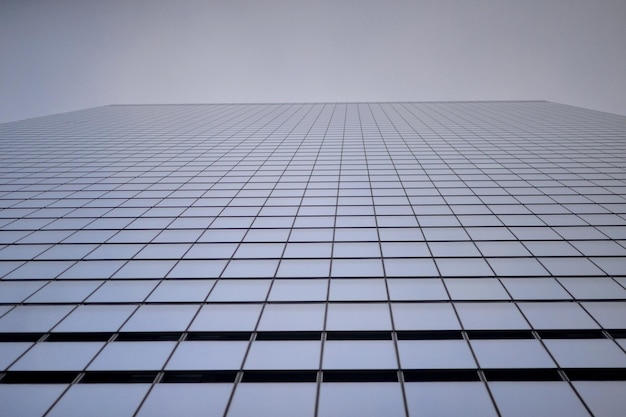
top-left (0, 101), bottom-right (625, 416)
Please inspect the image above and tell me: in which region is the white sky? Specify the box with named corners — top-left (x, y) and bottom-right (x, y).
top-left (1, 0), bottom-right (625, 123)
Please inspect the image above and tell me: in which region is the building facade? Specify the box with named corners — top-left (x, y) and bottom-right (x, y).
top-left (0, 101), bottom-right (625, 416)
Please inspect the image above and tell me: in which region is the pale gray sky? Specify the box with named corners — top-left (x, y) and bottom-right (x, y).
top-left (1, 0), bottom-right (625, 123)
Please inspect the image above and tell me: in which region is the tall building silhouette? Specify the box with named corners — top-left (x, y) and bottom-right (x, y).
top-left (0, 102), bottom-right (625, 416)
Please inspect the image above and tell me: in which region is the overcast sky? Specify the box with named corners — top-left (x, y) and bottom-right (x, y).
top-left (1, 0), bottom-right (625, 123)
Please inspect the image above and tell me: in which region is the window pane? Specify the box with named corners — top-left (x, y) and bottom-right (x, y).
top-left (489, 382), bottom-right (591, 417)
top-left (166, 341), bottom-right (248, 370)
top-left (471, 340), bottom-right (555, 368)
top-left (323, 340), bottom-right (397, 369)
top-left (88, 342), bottom-right (176, 370)
top-left (518, 302), bottom-right (598, 330)
top-left (572, 381), bottom-right (626, 417)
top-left (122, 305), bottom-right (199, 332)
top-left (190, 304), bottom-right (262, 331)
top-left (136, 384), bottom-right (233, 417)
top-left (245, 340), bottom-right (321, 370)
top-left (405, 382), bottom-right (498, 417)
top-left (227, 383), bottom-right (316, 417)
top-left (318, 383), bottom-right (405, 417)
top-left (456, 303), bottom-right (529, 330)
top-left (47, 384), bottom-right (151, 417)
top-left (326, 303), bottom-right (391, 331)
top-left (11, 342), bottom-right (104, 371)
top-left (258, 304), bottom-right (325, 331)
top-left (398, 340), bottom-right (476, 369)
top-left (0, 385), bottom-right (68, 417)
top-left (392, 303), bottom-right (461, 331)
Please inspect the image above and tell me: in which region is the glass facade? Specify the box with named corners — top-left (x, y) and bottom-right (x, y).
top-left (1, 101), bottom-right (625, 416)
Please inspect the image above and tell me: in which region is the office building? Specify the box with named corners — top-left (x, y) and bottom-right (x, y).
top-left (0, 101), bottom-right (625, 416)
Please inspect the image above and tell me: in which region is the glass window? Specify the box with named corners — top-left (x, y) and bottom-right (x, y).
top-left (326, 303), bottom-right (391, 331)
top-left (429, 242), bottom-right (481, 257)
top-left (335, 216), bottom-right (377, 228)
top-left (444, 278), bottom-right (510, 300)
top-left (392, 302), bottom-right (461, 330)
top-left (524, 241), bottom-right (580, 256)
top-left (199, 229), bottom-right (246, 243)
top-left (384, 258), bottom-right (439, 277)
top-left (268, 279), bottom-right (328, 301)
top-left (466, 227), bottom-right (516, 241)
top-left (423, 227), bottom-right (470, 241)
top-left (288, 228), bottom-right (333, 242)
top-left (113, 260), bottom-right (176, 279)
top-left (136, 383), bottom-right (233, 417)
top-left (59, 260), bottom-right (126, 279)
top-left (228, 383), bottom-right (317, 417)
top-left (0, 385), bottom-right (68, 417)
top-left (245, 340), bottom-right (321, 369)
top-left (87, 280), bottom-right (157, 303)
top-left (436, 258), bottom-right (493, 277)
top-left (387, 278), bottom-right (448, 301)
top-left (488, 382), bottom-right (591, 417)
top-left (190, 304), bottom-right (262, 331)
top-left (334, 228), bottom-right (378, 242)
top-left (571, 240), bottom-right (626, 256)
top-left (405, 382), bottom-right (498, 417)
top-left (147, 280), bottom-right (215, 302)
top-left (518, 302), bottom-right (598, 329)
top-left (233, 243), bottom-right (285, 258)
top-left (283, 242), bottom-right (332, 258)
top-left (85, 244), bottom-right (144, 260)
top-left (0, 281), bottom-right (45, 303)
top-left (558, 277), bottom-right (626, 299)
top-left (53, 305), bottom-right (136, 332)
top-left (258, 304), bottom-right (325, 331)
top-left (208, 279), bottom-right (270, 302)
top-left (152, 229), bottom-right (203, 243)
top-left (540, 257), bottom-right (605, 276)
top-left (572, 381), bottom-right (626, 417)
top-left (0, 244), bottom-right (51, 260)
top-left (323, 340), bottom-right (396, 369)
top-left (221, 260), bottom-right (278, 278)
top-left (487, 258), bottom-right (549, 276)
top-left (329, 279), bottom-right (387, 301)
top-left (332, 259), bottom-right (384, 277)
top-left (592, 257), bottom-right (626, 275)
top-left (5, 260), bottom-right (74, 279)
top-left (25, 280), bottom-right (102, 303)
top-left (184, 243), bottom-right (237, 259)
top-left (166, 341), bottom-right (248, 370)
top-left (501, 278), bottom-right (571, 300)
top-left (0, 305), bottom-right (73, 332)
top-left (107, 230), bottom-right (160, 244)
top-left (89, 341), bottom-right (176, 370)
top-left (318, 383), bottom-right (405, 417)
top-left (46, 384), bottom-right (151, 417)
top-left (381, 242), bottom-right (430, 257)
top-left (36, 244), bottom-right (98, 260)
top-left (476, 241), bottom-right (530, 257)
top-left (276, 259), bottom-right (330, 277)
top-left (582, 302), bottom-right (626, 328)
top-left (0, 342), bottom-right (34, 370)
top-left (456, 303), bottom-right (530, 330)
top-left (544, 339), bottom-right (626, 368)
top-left (122, 304), bottom-right (199, 332)
top-left (471, 339), bottom-right (556, 368)
top-left (333, 242), bottom-right (381, 258)
top-left (168, 260), bottom-right (227, 278)
top-left (134, 244), bottom-right (190, 259)
top-left (10, 342), bottom-right (104, 371)
top-left (379, 228), bottom-right (424, 242)
top-left (398, 340), bottom-right (475, 369)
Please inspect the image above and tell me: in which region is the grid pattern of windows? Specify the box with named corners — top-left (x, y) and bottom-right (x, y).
top-left (1, 101), bottom-right (626, 416)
